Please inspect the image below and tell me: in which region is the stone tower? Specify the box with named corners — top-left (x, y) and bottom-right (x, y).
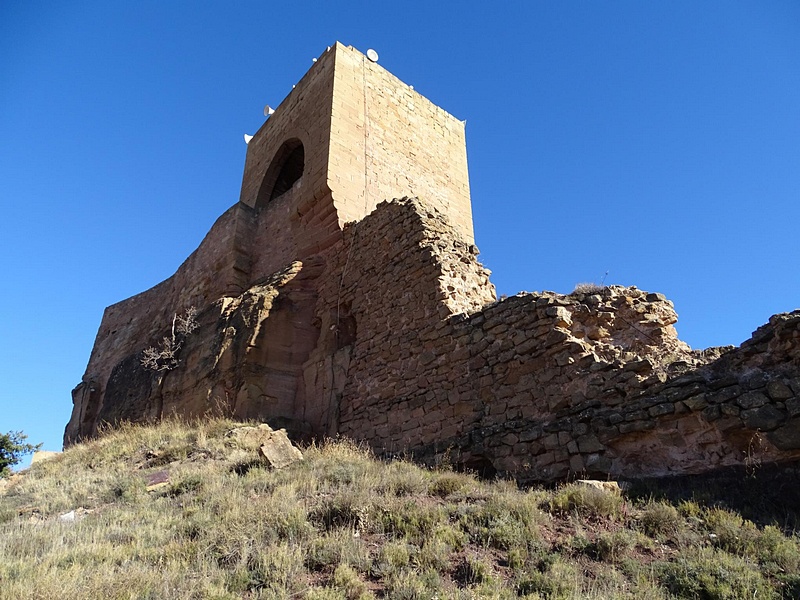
top-left (236, 42), bottom-right (474, 283)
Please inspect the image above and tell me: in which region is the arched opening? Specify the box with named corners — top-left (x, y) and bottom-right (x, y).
top-left (256, 139), bottom-right (305, 208)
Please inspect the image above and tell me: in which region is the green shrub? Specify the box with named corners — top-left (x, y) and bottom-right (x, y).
top-left (332, 564), bottom-right (373, 600)
top-left (705, 508), bottom-right (759, 556)
top-left (639, 501), bottom-right (680, 539)
top-left (306, 530), bottom-right (370, 573)
top-left (429, 472), bottom-right (470, 498)
top-left (549, 483), bottom-right (623, 519)
top-left (373, 541), bottom-right (412, 578)
top-left (384, 569), bottom-right (441, 599)
top-left (658, 547), bottom-right (777, 600)
top-left (0, 431), bottom-right (41, 477)
top-left (589, 530), bottom-right (637, 563)
top-left (310, 491), bottom-right (369, 532)
top-left (456, 493), bottom-right (543, 551)
top-left (454, 554), bottom-right (492, 586)
top-left (516, 557), bottom-right (577, 598)
top-left (757, 525), bottom-right (800, 574)
top-left (412, 538), bottom-right (451, 573)
top-left (167, 473), bottom-right (203, 497)
top-left (380, 461), bottom-right (429, 497)
top-left (375, 500), bottom-right (445, 545)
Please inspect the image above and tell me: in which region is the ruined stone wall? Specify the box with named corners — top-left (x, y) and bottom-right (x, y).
top-left (68, 196), bottom-right (800, 482)
top-left (442, 291), bottom-right (800, 482)
top-left (310, 199), bottom-right (800, 482)
top-left (66, 36), bottom-right (800, 478)
top-left (311, 198), bottom-right (494, 447)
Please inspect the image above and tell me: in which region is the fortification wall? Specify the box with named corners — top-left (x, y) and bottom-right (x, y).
top-left (313, 198), bottom-right (495, 446)
top-left (318, 199), bottom-right (800, 481)
top-left (68, 196), bottom-right (800, 481)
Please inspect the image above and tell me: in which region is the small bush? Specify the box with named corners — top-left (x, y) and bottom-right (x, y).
top-left (589, 530), bottom-right (636, 563)
top-left (658, 547), bottom-right (776, 600)
top-left (331, 564), bottom-right (372, 600)
top-left (384, 569), bottom-right (442, 599)
top-left (705, 508), bottom-right (759, 556)
top-left (757, 525), bottom-right (800, 574)
top-left (454, 554), bottom-right (492, 586)
top-left (412, 538), bottom-right (451, 573)
top-left (310, 491), bottom-right (368, 532)
top-left (516, 557), bottom-right (577, 598)
top-left (375, 500), bottom-right (445, 545)
top-left (429, 472), bottom-right (470, 498)
top-left (380, 461), bottom-right (429, 497)
top-left (306, 530), bottom-right (370, 573)
top-left (549, 483), bottom-right (623, 519)
top-left (105, 473), bottom-right (145, 503)
top-left (639, 501), bottom-right (680, 539)
top-left (457, 493), bottom-right (543, 551)
top-left (373, 541), bottom-right (412, 578)
top-left (167, 474), bottom-right (203, 497)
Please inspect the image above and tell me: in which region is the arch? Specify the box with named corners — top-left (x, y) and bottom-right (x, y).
top-left (256, 138), bottom-right (305, 208)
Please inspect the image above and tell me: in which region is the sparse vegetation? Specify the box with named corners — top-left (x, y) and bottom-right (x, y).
top-left (1, 418), bottom-right (799, 599)
top-left (140, 306), bottom-right (199, 371)
top-left (571, 282), bottom-right (606, 295)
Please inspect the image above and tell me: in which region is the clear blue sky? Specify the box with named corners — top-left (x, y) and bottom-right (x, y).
top-left (2, 2), bottom-right (798, 458)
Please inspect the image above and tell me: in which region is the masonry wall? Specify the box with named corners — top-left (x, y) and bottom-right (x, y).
top-left (68, 42), bottom-right (800, 480)
top-left (312, 198), bottom-right (494, 447)
top-left (316, 199), bottom-right (800, 482)
top-left (238, 47), bottom-right (335, 213)
top-left (68, 196), bottom-right (800, 482)
top-left (328, 45), bottom-right (474, 244)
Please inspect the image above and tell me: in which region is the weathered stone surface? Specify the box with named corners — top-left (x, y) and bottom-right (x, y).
top-left (226, 424), bottom-right (303, 469)
top-left (575, 479), bottom-right (630, 494)
top-left (737, 391), bottom-right (769, 409)
top-left (259, 439), bottom-right (303, 470)
top-left (30, 451), bottom-right (60, 465)
top-left (769, 419), bottom-right (800, 450)
top-left (741, 406), bottom-right (785, 431)
top-left (767, 381), bottom-right (794, 400)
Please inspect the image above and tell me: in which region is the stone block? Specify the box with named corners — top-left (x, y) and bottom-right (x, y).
top-left (767, 381), bottom-right (793, 400)
top-left (577, 435), bottom-right (604, 453)
top-left (768, 418), bottom-right (800, 450)
top-left (741, 405), bottom-right (785, 431)
top-left (648, 403), bottom-right (675, 417)
top-left (737, 391), bottom-right (769, 410)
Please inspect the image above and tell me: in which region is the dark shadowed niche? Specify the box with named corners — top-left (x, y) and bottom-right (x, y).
top-left (256, 139), bottom-right (305, 208)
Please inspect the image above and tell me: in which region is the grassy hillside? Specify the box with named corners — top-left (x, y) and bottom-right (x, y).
top-left (1, 418), bottom-right (799, 599)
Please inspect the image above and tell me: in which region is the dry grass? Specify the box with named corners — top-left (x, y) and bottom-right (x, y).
top-left (1, 418), bottom-right (799, 599)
